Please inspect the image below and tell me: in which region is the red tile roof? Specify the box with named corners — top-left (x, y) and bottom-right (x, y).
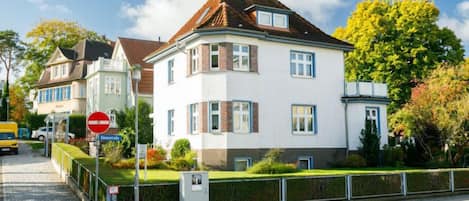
top-left (146, 0), bottom-right (353, 59)
top-left (118, 37), bottom-right (166, 95)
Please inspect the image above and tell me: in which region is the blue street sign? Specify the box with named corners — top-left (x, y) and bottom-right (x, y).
top-left (98, 134), bottom-right (122, 142)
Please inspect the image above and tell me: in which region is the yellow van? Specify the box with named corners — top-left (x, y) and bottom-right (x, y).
top-left (0, 122), bottom-right (18, 154)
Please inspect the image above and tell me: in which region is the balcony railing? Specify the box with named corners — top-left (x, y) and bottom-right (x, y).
top-left (345, 82), bottom-right (388, 98)
top-left (88, 57), bottom-right (125, 75)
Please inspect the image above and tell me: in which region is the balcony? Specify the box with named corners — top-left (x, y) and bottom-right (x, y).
top-left (87, 57), bottom-right (126, 76)
top-left (345, 82), bottom-right (388, 98)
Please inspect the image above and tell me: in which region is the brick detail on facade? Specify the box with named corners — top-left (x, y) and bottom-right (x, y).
top-left (252, 102), bottom-right (259, 133)
top-left (249, 45), bottom-right (258, 73)
top-left (201, 44), bottom-right (210, 72)
top-left (219, 43), bottom-right (233, 71)
top-left (221, 101), bottom-right (233, 132)
top-left (200, 102), bottom-right (208, 133)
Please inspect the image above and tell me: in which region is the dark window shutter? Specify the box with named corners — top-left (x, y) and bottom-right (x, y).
top-left (252, 102), bottom-right (259, 133)
top-left (249, 45), bottom-right (258, 73)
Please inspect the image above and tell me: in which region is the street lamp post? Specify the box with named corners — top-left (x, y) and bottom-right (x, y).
top-left (6, 97), bottom-right (9, 121)
top-left (132, 65), bottom-right (141, 201)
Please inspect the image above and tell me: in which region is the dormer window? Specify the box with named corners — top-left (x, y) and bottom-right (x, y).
top-left (51, 63), bottom-right (69, 80)
top-left (249, 5), bottom-right (290, 29)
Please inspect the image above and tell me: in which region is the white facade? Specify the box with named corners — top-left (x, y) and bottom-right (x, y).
top-left (153, 35), bottom-right (352, 151)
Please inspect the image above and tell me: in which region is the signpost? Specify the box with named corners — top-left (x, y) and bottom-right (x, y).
top-left (87, 112), bottom-right (111, 201)
top-left (137, 144), bottom-right (148, 181)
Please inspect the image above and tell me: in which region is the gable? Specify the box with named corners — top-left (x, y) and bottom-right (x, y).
top-left (46, 48), bottom-right (73, 66)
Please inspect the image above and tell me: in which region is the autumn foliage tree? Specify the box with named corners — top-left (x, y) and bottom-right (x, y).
top-left (390, 63), bottom-right (469, 166)
top-left (333, 0), bottom-right (465, 113)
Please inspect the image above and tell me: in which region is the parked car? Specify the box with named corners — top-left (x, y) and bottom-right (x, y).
top-left (31, 127), bottom-right (75, 141)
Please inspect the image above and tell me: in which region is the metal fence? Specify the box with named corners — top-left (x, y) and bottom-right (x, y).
top-left (51, 145), bottom-right (469, 201)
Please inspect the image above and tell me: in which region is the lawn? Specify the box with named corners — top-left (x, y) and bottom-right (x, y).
top-left (53, 143), bottom-right (463, 185)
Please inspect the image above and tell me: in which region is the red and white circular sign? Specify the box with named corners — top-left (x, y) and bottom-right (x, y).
top-left (87, 112), bottom-right (110, 134)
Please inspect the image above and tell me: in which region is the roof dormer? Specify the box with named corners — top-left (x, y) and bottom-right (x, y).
top-left (245, 4), bottom-right (292, 30)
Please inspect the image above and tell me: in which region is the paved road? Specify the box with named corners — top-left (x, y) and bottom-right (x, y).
top-left (0, 141), bottom-right (79, 201)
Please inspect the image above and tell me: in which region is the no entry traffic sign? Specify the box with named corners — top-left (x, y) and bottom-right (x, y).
top-left (87, 112), bottom-right (110, 134)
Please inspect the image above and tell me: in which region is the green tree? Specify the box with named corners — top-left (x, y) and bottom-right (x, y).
top-left (359, 119), bottom-right (381, 166)
top-left (333, 0), bottom-right (465, 112)
top-left (390, 64), bottom-right (469, 166)
top-left (116, 99), bottom-right (154, 144)
top-left (19, 20), bottom-right (104, 92)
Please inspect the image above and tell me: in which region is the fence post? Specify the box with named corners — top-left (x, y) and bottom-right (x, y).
top-left (61, 151), bottom-right (64, 180)
top-left (89, 171), bottom-right (92, 201)
top-left (401, 172), bottom-right (407, 196)
top-left (450, 170), bottom-right (455, 192)
top-left (346, 175), bottom-right (352, 200)
top-left (280, 178), bottom-right (287, 201)
top-left (77, 164), bottom-right (81, 189)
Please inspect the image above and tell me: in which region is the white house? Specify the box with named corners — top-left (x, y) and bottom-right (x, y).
top-left (145, 0), bottom-right (389, 170)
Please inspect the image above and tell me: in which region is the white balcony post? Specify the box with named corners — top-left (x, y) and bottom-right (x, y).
top-left (401, 172), bottom-right (407, 196)
top-left (450, 170), bottom-right (455, 192)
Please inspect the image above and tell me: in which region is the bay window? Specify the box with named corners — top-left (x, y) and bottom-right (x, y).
top-left (233, 102), bottom-right (250, 133)
top-left (233, 44), bottom-right (250, 71)
top-left (209, 102), bottom-right (220, 132)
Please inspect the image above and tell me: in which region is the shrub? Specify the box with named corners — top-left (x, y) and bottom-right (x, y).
top-left (69, 138), bottom-right (89, 154)
top-left (171, 139), bottom-right (191, 159)
top-left (147, 146), bottom-right (167, 162)
top-left (248, 149), bottom-right (298, 174)
top-left (24, 112), bottom-right (47, 131)
top-left (342, 154), bottom-right (367, 168)
top-left (69, 114), bottom-right (86, 138)
top-left (118, 128), bottom-right (134, 158)
top-left (103, 141), bottom-right (123, 164)
top-left (359, 119), bottom-right (380, 166)
top-left (111, 158), bottom-right (169, 169)
top-left (169, 151), bottom-right (197, 171)
top-left (383, 145), bottom-right (404, 167)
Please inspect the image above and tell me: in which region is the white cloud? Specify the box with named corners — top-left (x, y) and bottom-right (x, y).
top-left (122, 0), bottom-right (347, 40)
top-left (438, 1), bottom-right (469, 44)
top-left (27, 0), bottom-right (71, 13)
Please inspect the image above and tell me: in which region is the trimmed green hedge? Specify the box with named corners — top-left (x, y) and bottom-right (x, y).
top-left (69, 114), bottom-right (86, 138)
top-left (210, 180), bottom-right (280, 201)
top-left (352, 174), bottom-right (401, 197)
top-left (287, 176), bottom-right (346, 201)
top-left (407, 172), bottom-right (450, 193)
top-left (454, 170), bottom-right (469, 189)
top-left (117, 184), bottom-right (179, 201)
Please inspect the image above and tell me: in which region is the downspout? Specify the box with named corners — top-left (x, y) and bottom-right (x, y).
top-left (344, 99), bottom-right (350, 157)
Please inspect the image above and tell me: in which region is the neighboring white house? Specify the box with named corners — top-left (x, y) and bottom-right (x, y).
top-left (145, 0), bottom-right (389, 170)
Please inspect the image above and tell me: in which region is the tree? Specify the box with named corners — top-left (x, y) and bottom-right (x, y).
top-left (8, 84), bottom-right (27, 122)
top-left (333, 0), bottom-right (465, 112)
top-left (390, 64), bottom-right (469, 166)
top-left (0, 30), bottom-right (24, 84)
top-left (116, 99), bottom-right (154, 145)
top-left (19, 20), bottom-right (103, 92)
top-left (359, 119), bottom-right (381, 166)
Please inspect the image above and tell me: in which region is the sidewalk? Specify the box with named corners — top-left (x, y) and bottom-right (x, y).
top-left (0, 141), bottom-right (79, 201)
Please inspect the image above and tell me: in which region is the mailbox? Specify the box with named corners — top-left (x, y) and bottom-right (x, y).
top-left (180, 172), bottom-right (209, 201)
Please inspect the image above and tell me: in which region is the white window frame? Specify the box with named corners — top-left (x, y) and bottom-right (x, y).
top-left (234, 157), bottom-right (252, 171)
top-left (233, 44), bottom-right (250, 71)
top-left (168, 59), bottom-right (174, 83)
top-left (104, 76), bottom-right (121, 95)
top-left (190, 104), bottom-right (199, 134)
top-left (291, 51), bottom-right (314, 78)
top-left (209, 102), bottom-right (221, 133)
top-left (233, 102), bottom-right (250, 133)
top-left (258, 11), bottom-right (272, 26)
top-left (168, 110), bottom-right (175, 136)
top-left (191, 48), bottom-right (199, 73)
top-left (273, 13), bottom-right (288, 28)
top-left (107, 109), bottom-right (117, 128)
top-left (292, 105), bottom-right (316, 135)
top-left (366, 107), bottom-right (380, 134)
top-left (297, 156), bottom-right (314, 170)
top-left (210, 44), bottom-right (219, 70)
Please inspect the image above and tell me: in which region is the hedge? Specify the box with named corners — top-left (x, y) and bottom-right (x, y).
top-left (210, 179), bottom-right (280, 201)
top-left (352, 174), bottom-right (401, 197)
top-left (69, 114), bottom-right (86, 138)
top-left (407, 172), bottom-right (450, 193)
top-left (287, 176), bottom-right (346, 201)
top-left (117, 184), bottom-right (179, 201)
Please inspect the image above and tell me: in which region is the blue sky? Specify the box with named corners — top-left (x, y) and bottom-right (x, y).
top-left (0, 0), bottom-right (468, 79)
